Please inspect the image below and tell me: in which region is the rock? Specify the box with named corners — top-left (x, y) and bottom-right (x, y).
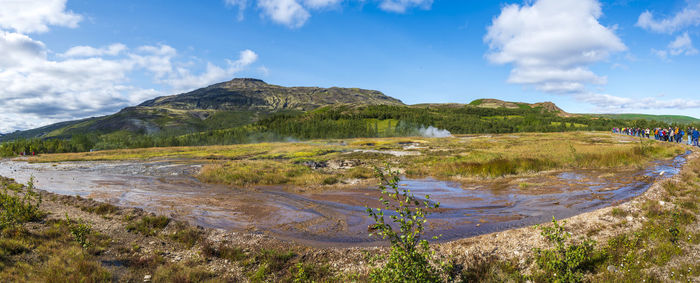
top-left (607, 265), bottom-right (617, 272)
top-left (659, 201), bottom-right (665, 206)
top-left (625, 216), bottom-right (633, 222)
top-left (143, 274), bottom-right (152, 282)
top-left (149, 241), bottom-right (156, 245)
top-left (301, 161), bottom-right (327, 169)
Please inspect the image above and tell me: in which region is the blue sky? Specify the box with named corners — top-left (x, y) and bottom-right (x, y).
top-left (1, 0), bottom-right (700, 132)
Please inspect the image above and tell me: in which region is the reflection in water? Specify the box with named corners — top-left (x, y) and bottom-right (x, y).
top-left (0, 152), bottom-right (688, 247)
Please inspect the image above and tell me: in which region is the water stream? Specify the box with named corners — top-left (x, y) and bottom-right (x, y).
top-left (0, 152), bottom-right (688, 247)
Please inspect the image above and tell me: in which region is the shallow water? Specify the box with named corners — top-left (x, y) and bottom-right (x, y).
top-left (0, 152), bottom-right (688, 247)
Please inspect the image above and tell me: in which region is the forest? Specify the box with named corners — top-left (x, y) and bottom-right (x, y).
top-left (2, 104), bottom-right (697, 157)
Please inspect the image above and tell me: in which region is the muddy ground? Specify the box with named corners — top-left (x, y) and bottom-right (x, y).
top-left (0, 151), bottom-right (687, 248)
top-left (3, 149), bottom-right (696, 281)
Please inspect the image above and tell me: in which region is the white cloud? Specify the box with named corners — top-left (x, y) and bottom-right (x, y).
top-left (234, 0), bottom-right (431, 28)
top-left (652, 48), bottom-right (668, 60)
top-left (378, 0), bottom-right (432, 13)
top-left (485, 0), bottom-right (626, 94)
top-left (62, 43), bottom-right (127, 57)
top-left (0, 32), bottom-right (257, 132)
top-left (0, 0), bottom-right (259, 133)
top-left (303, 0), bottom-right (343, 9)
top-left (0, 0), bottom-right (82, 33)
top-left (637, 2), bottom-right (700, 34)
top-left (651, 32), bottom-right (698, 60)
top-left (668, 32), bottom-right (698, 56)
top-left (258, 0), bottom-right (310, 28)
top-left (163, 49), bottom-right (258, 92)
top-left (578, 93), bottom-right (700, 111)
top-left (225, 0), bottom-right (248, 21)
top-left (0, 31), bottom-right (46, 68)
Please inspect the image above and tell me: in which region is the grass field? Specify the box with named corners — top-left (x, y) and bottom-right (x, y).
top-left (24, 132), bottom-right (687, 189)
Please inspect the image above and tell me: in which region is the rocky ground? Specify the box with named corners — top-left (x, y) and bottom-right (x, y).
top-left (1, 147), bottom-right (699, 282)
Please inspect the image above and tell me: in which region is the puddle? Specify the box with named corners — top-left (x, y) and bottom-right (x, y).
top-left (0, 152), bottom-right (689, 247)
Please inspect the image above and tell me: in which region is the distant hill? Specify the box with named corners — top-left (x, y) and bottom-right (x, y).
top-left (140, 78), bottom-right (403, 111)
top-left (592, 113), bottom-right (700, 124)
top-left (0, 78), bottom-right (404, 141)
top-left (467, 98), bottom-right (572, 116)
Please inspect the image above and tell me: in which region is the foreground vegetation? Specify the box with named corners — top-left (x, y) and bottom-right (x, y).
top-left (22, 132), bottom-right (686, 189)
top-left (1, 145), bottom-right (699, 281)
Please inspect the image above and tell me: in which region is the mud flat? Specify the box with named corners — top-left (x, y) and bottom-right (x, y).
top-left (0, 151), bottom-right (689, 247)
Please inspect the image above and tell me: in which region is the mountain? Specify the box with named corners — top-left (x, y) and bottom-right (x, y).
top-left (466, 98), bottom-right (572, 116)
top-left (139, 78), bottom-right (403, 111)
top-left (0, 78), bottom-right (404, 141)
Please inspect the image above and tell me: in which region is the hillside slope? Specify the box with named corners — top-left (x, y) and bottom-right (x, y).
top-left (1, 78), bottom-right (404, 141)
top-left (140, 78), bottom-right (403, 111)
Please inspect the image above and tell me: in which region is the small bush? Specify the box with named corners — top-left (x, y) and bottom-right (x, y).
top-left (292, 262), bottom-right (332, 283)
top-left (81, 203), bottom-right (118, 215)
top-left (201, 241), bottom-right (246, 262)
top-left (170, 224), bottom-right (202, 248)
top-left (322, 176), bottom-right (339, 185)
top-left (534, 217), bottom-right (596, 282)
top-left (37, 246), bottom-right (112, 282)
top-left (247, 249), bottom-right (296, 281)
top-left (152, 263), bottom-right (214, 283)
top-left (366, 167), bottom-right (446, 282)
top-left (610, 207), bottom-right (628, 217)
top-left (126, 215), bottom-right (170, 236)
top-left (66, 214), bottom-right (92, 248)
top-left (0, 177), bottom-right (43, 229)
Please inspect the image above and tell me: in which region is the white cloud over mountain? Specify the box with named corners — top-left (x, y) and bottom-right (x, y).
top-left (0, 1), bottom-right (258, 133)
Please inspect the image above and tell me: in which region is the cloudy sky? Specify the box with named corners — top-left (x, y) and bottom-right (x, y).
top-left (1, 0), bottom-right (700, 132)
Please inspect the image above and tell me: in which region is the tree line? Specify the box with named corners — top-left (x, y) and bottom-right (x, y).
top-left (2, 104), bottom-right (698, 157)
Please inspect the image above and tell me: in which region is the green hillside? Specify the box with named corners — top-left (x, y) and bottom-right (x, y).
top-left (0, 78), bottom-right (402, 142)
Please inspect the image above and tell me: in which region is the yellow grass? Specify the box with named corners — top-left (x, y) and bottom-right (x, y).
top-left (25, 132), bottom-right (689, 187)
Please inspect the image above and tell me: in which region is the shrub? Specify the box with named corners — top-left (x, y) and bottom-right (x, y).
top-left (292, 262), bottom-right (332, 283)
top-left (66, 214), bottom-right (92, 248)
top-left (201, 241), bottom-right (246, 262)
top-left (366, 166), bottom-right (446, 282)
top-left (534, 217), bottom-right (596, 282)
top-left (126, 215), bottom-right (170, 236)
top-left (152, 263), bottom-right (214, 283)
top-left (0, 177), bottom-right (43, 229)
top-left (169, 224), bottom-right (202, 248)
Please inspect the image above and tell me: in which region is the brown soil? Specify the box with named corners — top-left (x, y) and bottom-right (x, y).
top-left (4, 150), bottom-right (698, 281)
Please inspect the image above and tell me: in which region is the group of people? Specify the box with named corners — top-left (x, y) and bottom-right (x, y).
top-left (612, 127), bottom-right (700, 147)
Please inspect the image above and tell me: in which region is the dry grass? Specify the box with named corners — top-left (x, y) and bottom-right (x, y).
top-left (25, 132), bottom-right (688, 187)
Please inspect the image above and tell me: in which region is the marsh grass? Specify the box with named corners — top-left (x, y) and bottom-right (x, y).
top-left (198, 160), bottom-right (326, 186)
top-left (27, 132), bottom-right (687, 187)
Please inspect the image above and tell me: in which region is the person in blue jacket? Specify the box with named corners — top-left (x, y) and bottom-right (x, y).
top-left (693, 128), bottom-right (700, 147)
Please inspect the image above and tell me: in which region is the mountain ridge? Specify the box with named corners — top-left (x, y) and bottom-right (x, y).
top-left (0, 78), bottom-right (404, 141)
